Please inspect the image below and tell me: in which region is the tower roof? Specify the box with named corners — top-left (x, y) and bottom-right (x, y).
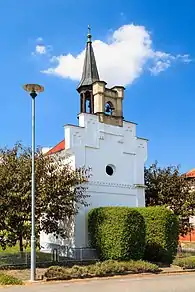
top-left (77, 26), bottom-right (100, 91)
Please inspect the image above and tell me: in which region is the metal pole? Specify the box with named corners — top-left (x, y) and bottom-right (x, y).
top-left (31, 92), bottom-right (37, 281)
top-left (23, 84), bottom-right (44, 282)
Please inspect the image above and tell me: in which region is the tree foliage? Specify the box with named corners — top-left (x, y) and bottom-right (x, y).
top-left (0, 143), bottom-right (90, 251)
top-left (145, 161), bottom-right (195, 235)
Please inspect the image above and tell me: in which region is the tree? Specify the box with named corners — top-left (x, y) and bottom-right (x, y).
top-left (145, 161), bottom-right (195, 235)
top-left (0, 143), bottom-right (90, 251)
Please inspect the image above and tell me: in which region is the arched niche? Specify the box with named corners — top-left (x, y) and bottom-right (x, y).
top-left (104, 101), bottom-right (114, 115)
top-left (80, 90), bottom-right (94, 114)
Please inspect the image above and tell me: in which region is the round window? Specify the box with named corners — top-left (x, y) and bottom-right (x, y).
top-left (106, 164), bottom-right (115, 176)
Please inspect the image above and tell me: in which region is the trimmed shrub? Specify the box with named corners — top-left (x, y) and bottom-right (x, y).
top-left (0, 273), bottom-right (23, 285)
top-left (137, 206), bottom-right (179, 264)
top-left (44, 260), bottom-right (160, 280)
top-left (173, 256), bottom-right (195, 269)
top-left (88, 207), bottom-right (146, 261)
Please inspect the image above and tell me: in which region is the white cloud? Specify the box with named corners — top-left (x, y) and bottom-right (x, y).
top-left (35, 44), bottom-right (47, 55)
top-left (149, 51), bottom-right (191, 75)
top-left (32, 38), bottom-right (53, 56)
top-left (42, 24), bottom-right (191, 87)
top-left (36, 37), bottom-right (43, 43)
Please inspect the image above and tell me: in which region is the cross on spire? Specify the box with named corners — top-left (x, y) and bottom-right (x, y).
top-left (87, 25), bottom-right (91, 42)
top-left (77, 26), bottom-right (100, 91)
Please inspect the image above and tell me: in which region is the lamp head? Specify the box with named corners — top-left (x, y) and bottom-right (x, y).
top-left (23, 84), bottom-right (44, 94)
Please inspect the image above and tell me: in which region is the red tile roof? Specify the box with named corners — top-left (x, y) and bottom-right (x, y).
top-left (46, 140), bottom-right (65, 155)
top-left (185, 169), bottom-right (195, 178)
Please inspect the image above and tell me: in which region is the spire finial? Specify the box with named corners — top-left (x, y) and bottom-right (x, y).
top-left (87, 25), bottom-right (92, 42)
top-left (77, 25), bottom-right (99, 91)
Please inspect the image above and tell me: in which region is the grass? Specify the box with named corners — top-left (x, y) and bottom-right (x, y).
top-left (173, 256), bottom-right (195, 269)
top-left (0, 251), bottom-right (55, 268)
top-left (44, 260), bottom-right (160, 281)
top-left (0, 273), bottom-right (23, 285)
top-left (0, 244), bottom-right (25, 253)
top-left (0, 243), bottom-right (55, 269)
top-left (0, 242), bottom-right (35, 253)
top-left (172, 245), bottom-right (195, 269)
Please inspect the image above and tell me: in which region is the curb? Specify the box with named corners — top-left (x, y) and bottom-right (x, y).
top-left (161, 269), bottom-right (195, 274)
top-left (22, 269), bottom-right (195, 285)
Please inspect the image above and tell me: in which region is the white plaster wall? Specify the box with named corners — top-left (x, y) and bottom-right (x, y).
top-left (40, 113), bottom-right (147, 250)
top-left (40, 216), bottom-right (75, 254)
top-left (65, 113), bottom-right (147, 192)
top-left (65, 113), bottom-right (147, 247)
top-left (189, 216), bottom-right (195, 227)
top-left (42, 147), bottom-right (52, 154)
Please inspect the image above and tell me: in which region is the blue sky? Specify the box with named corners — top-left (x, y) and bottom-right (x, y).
top-left (0, 0), bottom-right (195, 173)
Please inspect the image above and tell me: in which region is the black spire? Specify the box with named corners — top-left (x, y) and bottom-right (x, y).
top-left (77, 26), bottom-right (100, 91)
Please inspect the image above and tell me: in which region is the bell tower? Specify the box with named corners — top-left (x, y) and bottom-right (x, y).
top-left (77, 26), bottom-right (100, 114)
top-left (77, 27), bottom-right (124, 127)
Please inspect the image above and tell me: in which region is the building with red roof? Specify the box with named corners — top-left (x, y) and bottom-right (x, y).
top-left (46, 140), bottom-right (65, 155)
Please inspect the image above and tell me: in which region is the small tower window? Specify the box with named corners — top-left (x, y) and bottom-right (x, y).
top-left (105, 102), bottom-right (114, 115)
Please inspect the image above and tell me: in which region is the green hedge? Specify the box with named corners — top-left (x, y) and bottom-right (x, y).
top-left (173, 256), bottom-right (195, 269)
top-left (45, 260), bottom-right (160, 280)
top-left (0, 273), bottom-right (23, 285)
top-left (137, 207), bottom-right (179, 264)
top-left (88, 207), bottom-right (146, 261)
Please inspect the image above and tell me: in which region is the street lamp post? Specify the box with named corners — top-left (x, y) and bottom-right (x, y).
top-left (23, 84), bottom-right (44, 281)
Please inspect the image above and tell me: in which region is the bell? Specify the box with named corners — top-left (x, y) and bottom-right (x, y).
top-left (105, 105), bottom-right (110, 112)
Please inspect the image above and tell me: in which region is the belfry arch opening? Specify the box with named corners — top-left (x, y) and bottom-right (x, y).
top-left (105, 101), bottom-right (114, 115)
top-left (80, 91), bottom-right (94, 114)
top-left (84, 91), bottom-right (91, 113)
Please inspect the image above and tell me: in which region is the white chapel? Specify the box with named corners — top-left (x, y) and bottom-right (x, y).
top-left (40, 28), bottom-right (148, 250)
